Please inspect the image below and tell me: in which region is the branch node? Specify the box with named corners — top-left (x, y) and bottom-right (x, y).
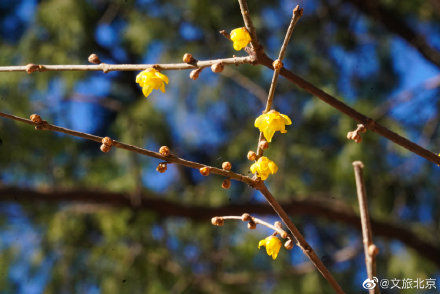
top-left (347, 124), bottom-right (366, 143)
top-left (100, 63), bottom-right (110, 73)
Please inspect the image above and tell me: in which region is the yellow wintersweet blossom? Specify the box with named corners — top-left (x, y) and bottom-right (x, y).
top-left (136, 68), bottom-right (169, 98)
top-left (250, 156), bottom-right (278, 180)
top-left (254, 110), bottom-right (292, 142)
top-left (230, 27), bottom-right (251, 51)
top-left (258, 236), bottom-right (282, 260)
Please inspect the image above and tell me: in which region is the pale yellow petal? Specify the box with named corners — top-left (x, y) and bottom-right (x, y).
top-left (142, 85), bottom-right (153, 98)
top-left (280, 113), bottom-right (292, 125)
top-left (250, 163), bottom-right (258, 174)
top-left (254, 114), bottom-right (265, 129)
top-left (258, 239), bottom-right (266, 249)
top-left (263, 128), bottom-right (275, 142)
top-left (268, 161), bottom-right (278, 174)
top-left (160, 83), bottom-right (166, 93)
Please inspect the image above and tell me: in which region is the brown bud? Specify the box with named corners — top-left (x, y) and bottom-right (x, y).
top-left (259, 140), bottom-right (269, 150)
top-left (221, 179), bottom-right (231, 189)
top-left (182, 53), bottom-right (194, 64)
top-left (211, 216), bottom-right (224, 226)
top-left (272, 59), bottom-right (283, 70)
top-left (247, 222), bottom-right (256, 230)
top-left (280, 231), bottom-right (288, 239)
top-left (88, 53), bottom-right (101, 64)
top-left (241, 213), bottom-right (251, 222)
top-left (211, 62), bottom-right (224, 73)
top-left (222, 161), bottom-right (232, 171)
top-left (274, 221), bottom-right (282, 229)
top-left (190, 68), bottom-right (201, 80)
top-left (101, 136), bottom-right (113, 147)
top-left (284, 239), bottom-right (294, 250)
top-left (354, 135), bottom-right (362, 143)
top-left (247, 151), bottom-right (257, 161)
top-left (30, 114), bottom-right (42, 124)
top-left (199, 167), bottom-right (210, 176)
top-left (100, 144), bottom-right (111, 153)
top-left (368, 244), bottom-right (379, 256)
top-left (159, 146), bottom-right (170, 157)
top-left (25, 64), bottom-right (39, 74)
top-left (156, 163), bottom-right (167, 173)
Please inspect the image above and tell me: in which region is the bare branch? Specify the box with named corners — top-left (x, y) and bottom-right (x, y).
top-left (258, 53), bottom-right (440, 166)
top-left (256, 181), bottom-right (345, 294)
top-left (0, 56), bottom-right (255, 73)
top-left (0, 112), bottom-right (255, 186)
top-left (237, 0), bottom-right (262, 54)
top-left (352, 161), bottom-right (379, 294)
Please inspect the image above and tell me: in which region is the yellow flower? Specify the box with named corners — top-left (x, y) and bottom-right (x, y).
top-left (254, 110), bottom-right (292, 142)
top-left (230, 27), bottom-right (251, 51)
top-left (250, 156), bottom-right (278, 180)
top-left (258, 236), bottom-right (282, 260)
top-left (136, 68), bottom-right (169, 98)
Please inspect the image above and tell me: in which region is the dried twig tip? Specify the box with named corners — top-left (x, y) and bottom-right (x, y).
top-left (352, 161), bottom-right (364, 168)
top-left (88, 53), bottom-right (101, 64)
top-left (211, 216), bottom-right (224, 226)
top-left (293, 5), bottom-right (304, 17)
top-left (347, 124), bottom-right (366, 143)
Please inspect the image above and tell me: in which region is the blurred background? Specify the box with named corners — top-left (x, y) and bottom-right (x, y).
top-left (0, 0), bottom-right (440, 293)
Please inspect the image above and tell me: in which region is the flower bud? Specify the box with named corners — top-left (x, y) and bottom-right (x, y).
top-left (241, 213), bottom-right (251, 222)
top-left (102, 136), bottom-right (113, 146)
top-left (190, 68), bottom-right (201, 80)
top-left (88, 53), bottom-right (101, 64)
top-left (259, 140), bottom-right (269, 150)
top-left (280, 231), bottom-right (288, 239)
top-left (247, 222), bottom-right (256, 230)
top-left (156, 163), bottom-right (167, 173)
top-left (272, 59), bottom-right (283, 70)
top-left (221, 179), bottom-right (231, 189)
top-left (247, 151), bottom-right (257, 161)
top-left (222, 161), bottom-right (232, 170)
top-left (30, 114), bottom-right (42, 124)
top-left (199, 166), bottom-right (210, 176)
top-left (211, 216), bottom-right (224, 226)
top-left (368, 244), bottom-right (379, 256)
top-left (211, 62), bottom-right (224, 73)
top-left (182, 53), bottom-right (195, 64)
top-left (100, 144), bottom-right (111, 153)
top-left (284, 239), bottom-right (294, 250)
top-left (159, 146), bottom-right (170, 157)
top-left (26, 64), bottom-right (39, 74)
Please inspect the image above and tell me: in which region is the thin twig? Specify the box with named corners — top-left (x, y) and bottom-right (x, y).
top-left (352, 161), bottom-right (379, 294)
top-left (257, 53), bottom-right (440, 165)
top-left (256, 5), bottom-right (303, 156)
top-left (221, 67), bottom-right (267, 104)
top-left (0, 112), bottom-right (255, 186)
top-left (0, 56), bottom-right (255, 73)
top-left (263, 5), bottom-right (303, 114)
top-left (237, 0), bottom-right (262, 54)
top-left (215, 215), bottom-right (290, 238)
top-left (256, 181), bottom-right (345, 294)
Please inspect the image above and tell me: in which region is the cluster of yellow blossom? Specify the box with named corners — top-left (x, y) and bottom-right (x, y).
top-left (250, 156), bottom-right (278, 181)
top-left (255, 110), bottom-right (292, 142)
top-left (230, 27), bottom-right (251, 51)
top-left (136, 68), bottom-right (169, 98)
top-left (258, 236), bottom-right (282, 260)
